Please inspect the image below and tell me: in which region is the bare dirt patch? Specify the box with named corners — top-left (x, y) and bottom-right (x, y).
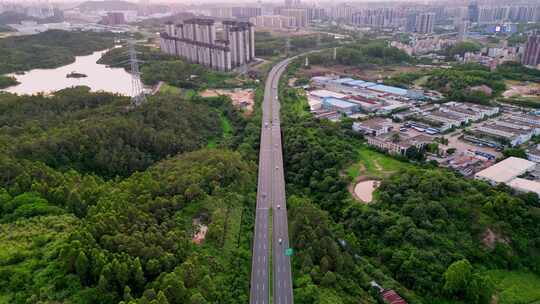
top-left (482, 228), bottom-right (510, 249)
top-left (200, 88), bottom-right (255, 115)
top-left (192, 218), bottom-right (208, 245)
top-left (503, 81), bottom-right (540, 100)
top-left (353, 180), bottom-right (380, 203)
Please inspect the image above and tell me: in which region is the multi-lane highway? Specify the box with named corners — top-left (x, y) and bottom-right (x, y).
top-left (250, 57), bottom-right (294, 304)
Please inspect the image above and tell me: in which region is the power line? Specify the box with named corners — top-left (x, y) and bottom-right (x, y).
top-left (128, 39), bottom-right (146, 106)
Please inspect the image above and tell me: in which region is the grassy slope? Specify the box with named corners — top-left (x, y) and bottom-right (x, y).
top-left (346, 146), bottom-right (412, 179)
top-left (485, 270), bottom-right (540, 304)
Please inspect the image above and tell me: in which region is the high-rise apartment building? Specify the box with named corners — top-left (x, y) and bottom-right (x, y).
top-left (522, 32), bottom-right (540, 67)
top-left (252, 15), bottom-right (294, 29)
top-left (281, 8), bottom-right (308, 27)
top-left (160, 19), bottom-right (255, 72)
top-left (415, 12), bottom-right (435, 34)
top-left (208, 7), bottom-right (262, 19)
top-left (351, 8), bottom-right (403, 28)
top-left (404, 12), bottom-right (434, 34)
top-left (285, 0), bottom-right (301, 8)
top-left (468, 1), bottom-right (479, 23)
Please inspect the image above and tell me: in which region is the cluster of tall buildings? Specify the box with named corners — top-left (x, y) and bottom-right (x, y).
top-left (207, 7), bottom-right (262, 19)
top-left (160, 18), bottom-right (255, 72)
top-left (406, 12), bottom-right (435, 34)
top-left (523, 32), bottom-right (540, 68)
top-left (351, 8), bottom-right (406, 28)
top-left (206, 0), bottom-right (318, 30)
top-left (468, 1), bottom-right (540, 23)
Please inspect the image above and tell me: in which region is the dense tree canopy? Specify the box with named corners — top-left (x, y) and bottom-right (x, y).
top-left (0, 88), bottom-right (225, 177)
top-left (0, 30), bottom-right (118, 74)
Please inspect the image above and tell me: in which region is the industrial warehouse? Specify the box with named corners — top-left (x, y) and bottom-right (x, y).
top-left (160, 18), bottom-right (255, 71)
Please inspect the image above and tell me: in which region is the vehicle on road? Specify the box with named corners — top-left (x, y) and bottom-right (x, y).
top-left (265, 122), bottom-right (268, 128)
top-left (278, 238), bottom-right (282, 244)
top-left (277, 204), bottom-right (281, 209)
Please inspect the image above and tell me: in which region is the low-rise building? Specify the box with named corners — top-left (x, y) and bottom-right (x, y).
top-left (510, 113), bottom-right (540, 127)
top-left (440, 102), bottom-right (499, 122)
top-left (475, 157), bottom-right (536, 185)
top-left (322, 97), bottom-right (359, 115)
top-left (367, 132), bottom-right (431, 156)
top-left (352, 118), bottom-right (393, 136)
top-left (308, 89), bottom-right (347, 101)
top-left (474, 123), bottom-right (534, 146)
top-left (526, 145), bottom-right (540, 163)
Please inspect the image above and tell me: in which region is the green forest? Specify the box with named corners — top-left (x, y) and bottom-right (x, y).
top-left (305, 40), bottom-right (414, 68)
top-left (0, 85), bottom-right (259, 304)
top-left (0, 75), bottom-right (17, 89)
top-left (0, 30), bottom-right (117, 74)
top-left (386, 62), bottom-right (540, 104)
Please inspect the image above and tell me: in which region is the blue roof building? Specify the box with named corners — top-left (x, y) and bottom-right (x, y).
top-left (344, 79), bottom-right (366, 86)
top-left (322, 97), bottom-right (359, 115)
top-left (331, 78), bottom-right (355, 85)
top-left (369, 84), bottom-right (408, 96)
top-left (358, 82), bottom-right (377, 88)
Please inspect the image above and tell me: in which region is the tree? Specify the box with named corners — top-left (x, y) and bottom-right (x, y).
top-left (75, 251), bottom-right (89, 285)
top-left (190, 292), bottom-right (208, 304)
top-left (391, 133), bottom-right (401, 143)
top-left (443, 259), bottom-right (472, 297)
top-left (156, 291), bottom-right (170, 304)
top-left (503, 147), bottom-right (527, 159)
top-left (321, 271), bottom-right (337, 287)
top-left (132, 258), bottom-right (146, 291)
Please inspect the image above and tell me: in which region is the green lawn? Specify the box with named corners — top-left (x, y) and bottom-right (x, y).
top-left (484, 270), bottom-right (540, 304)
top-left (207, 114), bottom-right (233, 149)
top-left (158, 83), bottom-right (181, 95)
top-left (221, 114), bottom-right (233, 138)
top-left (346, 147), bottom-right (411, 179)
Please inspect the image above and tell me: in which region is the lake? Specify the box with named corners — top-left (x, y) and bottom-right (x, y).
top-left (2, 49), bottom-right (134, 96)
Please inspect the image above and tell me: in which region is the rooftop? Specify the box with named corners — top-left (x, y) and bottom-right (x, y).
top-left (344, 79), bottom-right (366, 86)
top-left (475, 157), bottom-right (536, 184)
top-left (357, 81), bottom-right (377, 88)
top-left (309, 89), bottom-right (347, 99)
top-left (481, 123), bottom-right (530, 135)
top-left (323, 97), bottom-right (358, 109)
top-left (331, 78), bottom-right (356, 84)
top-left (369, 84), bottom-right (408, 96)
top-left (508, 178), bottom-right (540, 196)
top-left (381, 289), bottom-right (408, 304)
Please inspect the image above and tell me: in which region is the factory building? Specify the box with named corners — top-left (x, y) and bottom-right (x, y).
top-left (160, 18), bottom-right (255, 72)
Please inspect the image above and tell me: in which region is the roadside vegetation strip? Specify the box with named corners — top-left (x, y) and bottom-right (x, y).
top-left (223, 206), bottom-right (243, 253)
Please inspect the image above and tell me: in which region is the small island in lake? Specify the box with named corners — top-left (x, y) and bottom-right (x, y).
top-left (66, 71), bottom-right (87, 78)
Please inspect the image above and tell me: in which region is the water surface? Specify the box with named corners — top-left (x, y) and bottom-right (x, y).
top-left (2, 49), bottom-right (133, 96)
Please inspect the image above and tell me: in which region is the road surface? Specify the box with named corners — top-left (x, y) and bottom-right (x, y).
top-left (250, 57), bottom-right (294, 304)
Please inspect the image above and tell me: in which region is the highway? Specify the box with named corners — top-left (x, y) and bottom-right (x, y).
top-left (250, 57), bottom-right (294, 304)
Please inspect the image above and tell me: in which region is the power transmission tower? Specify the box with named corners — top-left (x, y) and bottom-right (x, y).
top-left (128, 39), bottom-right (146, 106)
